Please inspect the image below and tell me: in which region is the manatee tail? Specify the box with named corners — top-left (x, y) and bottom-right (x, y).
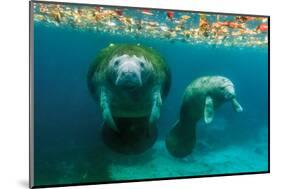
top-left (165, 120), bottom-right (196, 158)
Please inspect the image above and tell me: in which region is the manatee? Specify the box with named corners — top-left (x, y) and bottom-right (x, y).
top-left (165, 76), bottom-right (243, 158)
top-left (87, 44), bottom-right (171, 153)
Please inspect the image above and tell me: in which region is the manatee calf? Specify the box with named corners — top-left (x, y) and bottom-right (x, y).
top-left (165, 76), bottom-right (243, 158)
top-left (87, 44), bottom-right (171, 153)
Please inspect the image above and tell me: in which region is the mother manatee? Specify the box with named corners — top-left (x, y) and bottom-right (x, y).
top-left (87, 44), bottom-right (171, 153)
top-left (165, 76), bottom-right (243, 158)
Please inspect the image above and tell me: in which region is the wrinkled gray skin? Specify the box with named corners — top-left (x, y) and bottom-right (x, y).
top-left (165, 76), bottom-right (243, 158)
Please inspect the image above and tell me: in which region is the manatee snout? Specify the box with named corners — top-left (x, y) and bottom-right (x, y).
top-left (215, 78), bottom-right (243, 112)
top-left (213, 76), bottom-right (236, 100)
top-left (224, 88), bottom-right (243, 113)
top-left (224, 85), bottom-right (235, 99)
top-left (115, 61), bottom-right (142, 89)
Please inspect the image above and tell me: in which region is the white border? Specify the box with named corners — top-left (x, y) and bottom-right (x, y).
top-left (1, 0), bottom-right (280, 189)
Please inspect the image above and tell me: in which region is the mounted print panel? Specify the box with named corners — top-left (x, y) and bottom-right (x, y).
top-left (30, 1), bottom-right (269, 188)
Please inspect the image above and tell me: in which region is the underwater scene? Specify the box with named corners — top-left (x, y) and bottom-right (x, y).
top-left (32, 2), bottom-right (269, 187)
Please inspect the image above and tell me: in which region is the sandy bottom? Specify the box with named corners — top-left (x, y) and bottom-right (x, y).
top-left (36, 126), bottom-right (268, 186)
top-left (108, 139), bottom-right (268, 181)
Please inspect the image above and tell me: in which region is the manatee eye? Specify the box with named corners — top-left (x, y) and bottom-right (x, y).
top-left (114, 60), bottom-right (120, 66)
top-left (139, 61), bottom-right (145, 68)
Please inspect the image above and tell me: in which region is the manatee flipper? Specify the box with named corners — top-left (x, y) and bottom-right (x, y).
top-left (148, 90), bottom-right (162, 134)
top-left (231, 98), bottom-right (243, 112)
top-left (100, 88), bottom-right (119, 132)
top-left (165, 120), bottom-right (196, 158)
top-left (204, 96), bottom-right (214, 124)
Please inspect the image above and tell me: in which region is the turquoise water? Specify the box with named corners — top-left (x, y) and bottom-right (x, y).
top-left (33, 3), bottom-right (269, 187)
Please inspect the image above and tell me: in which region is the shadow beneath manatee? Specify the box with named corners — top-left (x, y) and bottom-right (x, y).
top-left (101, 117), bottom-right (158, 167)
top-left (102, 117), bottom-right (158, 155)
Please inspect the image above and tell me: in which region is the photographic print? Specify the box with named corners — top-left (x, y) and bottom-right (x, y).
top-left (30, 1), bottom-right (269, 187)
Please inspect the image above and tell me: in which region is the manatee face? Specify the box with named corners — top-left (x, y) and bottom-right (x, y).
top-left (208, 76), bottom-right (243, 113)
top-left (211, 76), bottom-right (236, 100)
top-left (108, 54), bottom-right (153, 90)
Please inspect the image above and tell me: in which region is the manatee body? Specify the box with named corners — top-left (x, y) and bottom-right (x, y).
top-left (165, 76), bottom-right (243, 158)
top-left (88, 44), bottom-right (171, 154)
